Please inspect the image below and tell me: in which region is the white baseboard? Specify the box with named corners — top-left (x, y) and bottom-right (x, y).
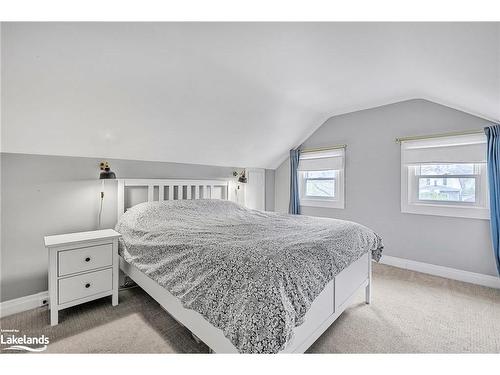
top-left (380, 255), bottom-right (500, 289)
top-left (0, 291), bottom-right (49, 318)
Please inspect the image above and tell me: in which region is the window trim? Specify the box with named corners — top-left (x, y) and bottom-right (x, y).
top-left (401, 162), bottom-right (489, 220)
top-left (297, 147), bottom-right (346, 209)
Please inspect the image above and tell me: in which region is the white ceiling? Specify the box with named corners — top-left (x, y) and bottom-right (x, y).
top-left (2, 22), bottom-right (499, 168)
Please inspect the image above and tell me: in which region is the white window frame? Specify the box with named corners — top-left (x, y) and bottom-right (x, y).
top-left (298, 148), bottom-right (345, 209)
top-left (400, 134), bottom-right (489, 220)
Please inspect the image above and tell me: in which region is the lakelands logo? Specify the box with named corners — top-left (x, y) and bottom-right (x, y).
top-left (1, 329), bottom-right (49, 352)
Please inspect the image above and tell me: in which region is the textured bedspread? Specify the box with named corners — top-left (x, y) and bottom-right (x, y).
top-left (116, 200), bottom-right (383, 353)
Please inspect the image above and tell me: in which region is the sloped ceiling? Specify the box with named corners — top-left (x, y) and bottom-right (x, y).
top-left (2, 22), bottom-right (499, 168)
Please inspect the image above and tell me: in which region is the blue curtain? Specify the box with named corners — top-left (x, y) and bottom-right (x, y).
top-left (289, 148), bottom-right (301, 215)
top-left (484, 125), bottom-right (500, 275)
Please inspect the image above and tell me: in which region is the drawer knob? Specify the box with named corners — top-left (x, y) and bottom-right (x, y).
top-left (85, 283), bottom-right (91, 288)
top-left (85, 257), bottom-right (91, 262)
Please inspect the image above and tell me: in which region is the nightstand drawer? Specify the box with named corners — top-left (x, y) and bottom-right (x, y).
top-left (58, 268), bottom-right (113, 305)
top-left (58, 243), bottom-right (113, 276)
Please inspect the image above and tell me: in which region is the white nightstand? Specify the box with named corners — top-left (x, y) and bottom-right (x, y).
top-left (44, 229), bottom-right (121, 326)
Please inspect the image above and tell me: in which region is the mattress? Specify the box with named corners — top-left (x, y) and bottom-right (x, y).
top-left (116, 199), bottom-right (383, 353)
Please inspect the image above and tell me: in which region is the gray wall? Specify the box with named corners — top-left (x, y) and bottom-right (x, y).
top-left (265, 169), bottom-right (275, 212)
top-left (1, 153), bottom-right (277, 302)
top-left (275, 99), bottom-right (498, 276)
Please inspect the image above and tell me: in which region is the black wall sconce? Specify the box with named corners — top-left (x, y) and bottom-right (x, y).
top-left (233, 169), bottom-right (247, 183)
top-left (98, 161), bottom-right (117, 228)
top-left (99, 161), bottom-right (116, 179)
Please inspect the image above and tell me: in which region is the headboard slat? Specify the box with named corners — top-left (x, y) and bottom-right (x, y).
top-left (159, 185), bottom-right (164, 201)
top-left (147, 185), bottom-right (154, 202)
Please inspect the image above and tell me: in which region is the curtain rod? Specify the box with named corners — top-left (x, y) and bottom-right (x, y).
top-left (300, 144), bottom-right (347, 154)
top-left (395, 129), bottom-right (485, 143)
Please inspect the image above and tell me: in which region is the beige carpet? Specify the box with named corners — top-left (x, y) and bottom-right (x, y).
top-left (1, 263), bottom-right (499, 353)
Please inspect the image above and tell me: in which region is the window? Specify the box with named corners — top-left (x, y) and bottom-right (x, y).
top-left (401, 134), bottom-right (488, 219)
top-left (303, 170), bottom-right (336, 198)
top-left (416, 163), bottom-right (478, 203)
top-left (298, 148), bottom-right (345, 209)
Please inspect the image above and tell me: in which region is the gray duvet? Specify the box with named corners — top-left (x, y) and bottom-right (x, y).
top-left (116, 199), bottom-right (383, 353)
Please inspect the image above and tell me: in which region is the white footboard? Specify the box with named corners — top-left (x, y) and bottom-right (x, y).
top-left (120, 252), bottom-right (372, 353)
top-left (283, 253), bottom-right (371, 353)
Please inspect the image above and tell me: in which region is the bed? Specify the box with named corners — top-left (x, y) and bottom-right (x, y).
top-left (115, 179), bottom-right (383, 353)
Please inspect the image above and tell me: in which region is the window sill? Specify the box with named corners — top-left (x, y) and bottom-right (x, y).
top-left (300, 198), bottom-right (344, 209)
top-left (401, 202), bottom-right (489, 220)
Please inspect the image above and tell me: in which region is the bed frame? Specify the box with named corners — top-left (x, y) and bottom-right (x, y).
top-left (116, 178), bottom-right (372, 353)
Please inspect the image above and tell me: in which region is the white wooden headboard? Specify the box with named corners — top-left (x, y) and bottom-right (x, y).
top-left (117, 179), bottom-right (229, 219)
